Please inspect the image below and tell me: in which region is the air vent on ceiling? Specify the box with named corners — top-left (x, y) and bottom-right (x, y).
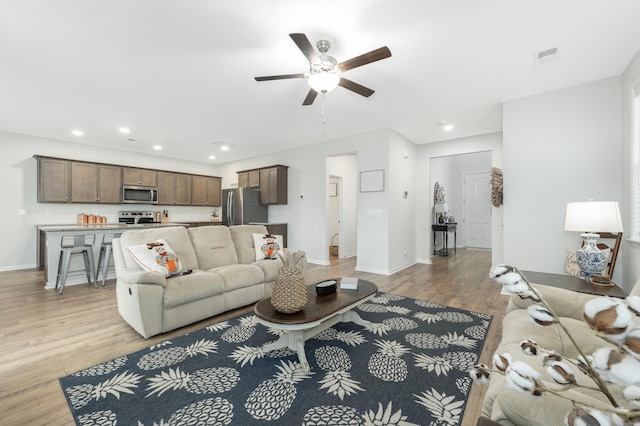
top-left (534, 46), bottom-right (560, 65)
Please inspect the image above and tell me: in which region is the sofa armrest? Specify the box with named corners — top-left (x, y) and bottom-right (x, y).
top-left (509, 283), bottom-right (599, 321)
top-left (117, 268), bottom-right (167, 287)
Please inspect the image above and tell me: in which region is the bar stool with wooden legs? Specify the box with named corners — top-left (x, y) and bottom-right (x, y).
top-left (95, 233), bottom-right (122, 287)
top-left (55, 234), bottom-right (97, 295)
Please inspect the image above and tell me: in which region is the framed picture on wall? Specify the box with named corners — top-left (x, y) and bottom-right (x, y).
top-left (360, 169), bottom-right (384, 192)
top-left (329, 183), bottom-right (337, 197)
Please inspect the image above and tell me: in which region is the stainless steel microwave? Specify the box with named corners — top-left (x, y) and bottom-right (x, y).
top-left (122, 185), bottom-right (159, 204)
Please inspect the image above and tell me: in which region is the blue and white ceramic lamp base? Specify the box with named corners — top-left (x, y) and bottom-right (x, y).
top-left (576, 233), bottom-right (608, 278)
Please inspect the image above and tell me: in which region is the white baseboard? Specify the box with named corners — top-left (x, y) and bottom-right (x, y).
top-left (0, 263), bottom-right (37, 272)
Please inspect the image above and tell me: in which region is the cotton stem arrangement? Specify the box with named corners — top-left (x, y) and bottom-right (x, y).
top-left (469, 265), bottom-right (640, 425)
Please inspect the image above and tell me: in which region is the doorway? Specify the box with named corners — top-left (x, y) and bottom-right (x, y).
top-left (327, 154), bottom-right (358, 260)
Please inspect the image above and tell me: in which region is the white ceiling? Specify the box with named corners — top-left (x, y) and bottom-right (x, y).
top-left (1, 0), bottom-right (639, 165)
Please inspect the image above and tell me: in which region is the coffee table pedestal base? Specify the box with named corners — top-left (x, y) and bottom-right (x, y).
top-left (259, 308), bottom-right (372, 373)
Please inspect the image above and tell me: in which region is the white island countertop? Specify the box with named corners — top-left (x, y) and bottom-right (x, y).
top-left (37, 222), bottom-right (189, 232)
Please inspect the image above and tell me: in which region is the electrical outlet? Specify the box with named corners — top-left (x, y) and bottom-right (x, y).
top-left (18, 209), bottom-right (27, 216)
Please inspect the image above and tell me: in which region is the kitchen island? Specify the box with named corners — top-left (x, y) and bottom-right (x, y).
top-left (37, 223), bottom-right (188, 289)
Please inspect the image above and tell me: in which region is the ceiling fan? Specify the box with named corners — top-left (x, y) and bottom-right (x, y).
top-left (255, 33), bottom-right (391, 106)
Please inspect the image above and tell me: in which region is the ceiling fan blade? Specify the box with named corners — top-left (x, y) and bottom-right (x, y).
top-left (338, 46), bottom-right (391, 72)
top-left (289, 33), bottom-right (319, 63)
top-left (255, 73), bottom-right (306, 82)
top-left (338, 78), bottom-right (375, 97)
top-left (302, 88), bottom-right (318, 106)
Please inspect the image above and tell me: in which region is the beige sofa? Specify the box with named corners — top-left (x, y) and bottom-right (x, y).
top-left (112, 224), bottom-right (302, 338)
top-left (481, 279), bottom-right (640, 425)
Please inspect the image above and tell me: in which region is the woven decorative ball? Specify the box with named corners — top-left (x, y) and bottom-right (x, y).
top-left (271, 267), bottom-right (307, 314)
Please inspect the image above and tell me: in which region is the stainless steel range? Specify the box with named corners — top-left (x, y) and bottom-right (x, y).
top-left (118, 211), bottom-right (161, 224)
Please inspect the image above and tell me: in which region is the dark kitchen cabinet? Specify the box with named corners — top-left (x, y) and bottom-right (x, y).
top-left (191, 176), bottom-right (222, 206)
top-left (259, 166), bottom-right (288, 205)
top-left (71, 162), bottom-right (121, 204)
top-left (158, 172), bottom-right (192, 205)
top-left (37, 157), bottom-right (71, 203)
top-left (122, 167), bottom-right (157, 186)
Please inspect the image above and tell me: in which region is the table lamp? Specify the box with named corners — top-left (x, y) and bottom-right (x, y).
top-left (564, 201), bottom-right (623, 278)
top-left (434, 203), bottom-right (449, 224)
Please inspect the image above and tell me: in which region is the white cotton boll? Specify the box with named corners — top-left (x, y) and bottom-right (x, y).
top-left (505, 361), bottom-right (541, 394)
top-left (546, 361), bottom-right (576, 385)
top-left (624, 385), bottom-right (640, 408)
top-left (493, 352), bottom-right (512, 372)
top-left (591, 347), bottom-right (640, 385)
top-left (566, 406), bottom-right (614, 426)
top-left (584, 298), bottom-right (632, 340)
top-left (503, 281), bottom-right (530, 295)
top-left (489, 264), bottom-right (510, 279)
top-left (624, 327), bottom-right (640, 359)
top-left (528, 304), bottom-right (556, 326)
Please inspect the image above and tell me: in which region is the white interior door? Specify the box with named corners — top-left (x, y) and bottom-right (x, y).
top-left (463, 172), bottom-right (492, 248)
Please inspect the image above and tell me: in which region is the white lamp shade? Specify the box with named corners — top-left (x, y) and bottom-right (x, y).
top-left (564, 201), bottom-right (623, 233)
top-left (434, 203), bottom-right (449, 214)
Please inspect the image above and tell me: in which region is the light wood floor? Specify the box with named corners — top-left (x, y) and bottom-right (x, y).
top-left (0, 248), bottom-right (507, 426)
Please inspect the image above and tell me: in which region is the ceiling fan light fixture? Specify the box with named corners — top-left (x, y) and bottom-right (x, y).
top-left (308, 72), bottom-right (340, 93)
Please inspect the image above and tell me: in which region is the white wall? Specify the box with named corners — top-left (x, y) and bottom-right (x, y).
top-left (416, 132), bottom-right (503, 265)
top-left (621, 50), bottom-right (640, 290)
top-left (503, 77), bottom-right (624, 284)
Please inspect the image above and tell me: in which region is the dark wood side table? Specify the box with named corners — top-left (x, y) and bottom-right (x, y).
top-left (432, 223), bottom-right (457, 256)
top-left (520, 270), bottom-right (627, 298)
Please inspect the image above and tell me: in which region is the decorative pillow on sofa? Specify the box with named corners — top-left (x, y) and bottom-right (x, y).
top-left (126, 238), bottom-right (183, 277)
top-left (252, 233), bottom-right (283, 260)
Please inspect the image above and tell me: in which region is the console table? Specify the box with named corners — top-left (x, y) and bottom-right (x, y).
top-left (432, 223), bottom-right (457, 256)
top-left (521, 270), bottom-right (627, 298)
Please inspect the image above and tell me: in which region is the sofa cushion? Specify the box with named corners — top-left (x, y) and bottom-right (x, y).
top-left (229, 225), bottom-right (269, 265)
top-left (163, 271), bottom-right (225, 309)
top-left (126, 238), bottom-right (183, 277)
top-left (188, 226), bottom-right (239, 270)
top-left (120, 226), bottom-right (199, 271)
top-left (208, 264), bottom-right (265, 292)
top-left (253, 258), bottom-right (282, 283)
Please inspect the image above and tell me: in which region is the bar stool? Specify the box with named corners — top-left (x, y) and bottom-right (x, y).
top-left (55, 234), bottom-right (97, 295)
top-left (96, 233), bottom-right (122, 286)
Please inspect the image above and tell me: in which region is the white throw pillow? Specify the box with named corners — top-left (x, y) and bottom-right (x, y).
top-left (252, 233), bottom-right (283, 260)
top-left (126, 238), bottom-right (183, 276)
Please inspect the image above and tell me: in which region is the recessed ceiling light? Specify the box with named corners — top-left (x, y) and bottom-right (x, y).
top-left (71, 130), bottom-right (84, 136)
top-left (119, 127), bottom-right (130, 134)
top-left (208, 155), bottom-right (216, 160)
top-left (436, 121), bottom-right (454, 131)
top-left (153, 145), bottom-right (162, 150)
top-left (220, 146), bottom-right (230, 151)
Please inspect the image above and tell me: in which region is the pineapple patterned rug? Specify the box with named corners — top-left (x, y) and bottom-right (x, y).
top-left (60, 292), bottom-right (491, 425)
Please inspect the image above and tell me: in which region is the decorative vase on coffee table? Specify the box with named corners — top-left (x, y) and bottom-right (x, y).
top-left (271, 250), bottom-right (307, 314)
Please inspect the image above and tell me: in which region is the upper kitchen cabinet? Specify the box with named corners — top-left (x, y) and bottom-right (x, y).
top-left (122, 167), bottom-right (157, 186)
top-left (191, 176), bottom-right (222, 206)
top-left (37, 157), bottom-right (71, 203)
top-left (157, 172), bottom-right (192, 205)
top-left (237, 169), bottom-right (260, 188)
top-left (71, 162), bottom-right (122, 203)
top-left (259, 165), bottom-right (288, 205)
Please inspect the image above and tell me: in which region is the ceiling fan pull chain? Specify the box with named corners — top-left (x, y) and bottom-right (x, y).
top-left (321, 92), bottom-right (326, 125)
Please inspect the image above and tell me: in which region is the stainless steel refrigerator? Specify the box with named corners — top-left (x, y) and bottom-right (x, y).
top-left (222, 188), bottom-right (268, 226)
